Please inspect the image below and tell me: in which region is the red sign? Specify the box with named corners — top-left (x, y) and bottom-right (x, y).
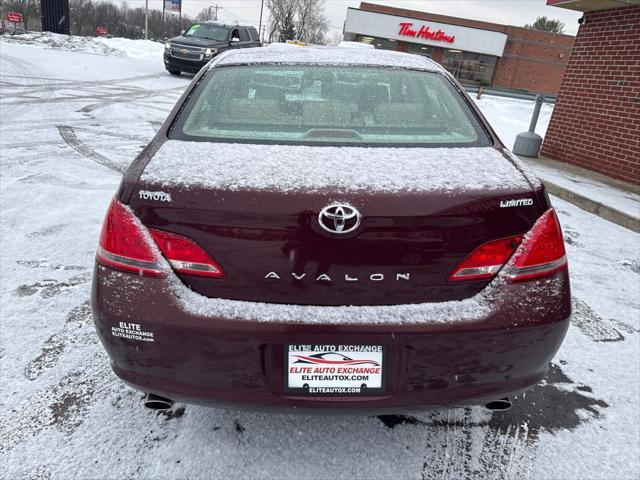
top-left (7, 12), bottom-right (22, 23)
top-left (398, 22), bottom-right (455, 44)
top-left (96, 26), bottom-right (108, 36)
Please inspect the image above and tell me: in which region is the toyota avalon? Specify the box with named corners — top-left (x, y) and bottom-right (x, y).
top-left (91, 47), bottom-right (570, 413)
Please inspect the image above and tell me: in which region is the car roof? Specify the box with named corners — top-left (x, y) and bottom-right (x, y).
top-left (196, 21), bottom-right (256, 30)
top-left (213, 46), bottom-right (445, 72)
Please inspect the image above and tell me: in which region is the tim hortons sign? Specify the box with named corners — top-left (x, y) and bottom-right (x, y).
top-left (398, 22), bottom-right (455, 43)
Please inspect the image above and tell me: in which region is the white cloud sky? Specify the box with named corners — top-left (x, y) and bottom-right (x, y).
top-left (122, 0), bottom-right (582, 36)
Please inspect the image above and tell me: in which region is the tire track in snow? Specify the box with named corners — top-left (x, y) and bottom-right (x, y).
top-left (0, 55), bottom-right (54, 121)
top-left (0, 353), bottom-right (111, 453)
top-left (24, 301), bottom-right (95, 381)
top-left (571, 297), bottom-right (639, 342)
top-left (57, 125), bottom-right (125, 173)
top-left (373, 363), bottom-right (608, 480)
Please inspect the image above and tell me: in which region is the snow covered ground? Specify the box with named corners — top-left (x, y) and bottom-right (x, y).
top-left (471, 94), bottom-right (555, 150)
top-left (1, 38), bottom-right (639, 480)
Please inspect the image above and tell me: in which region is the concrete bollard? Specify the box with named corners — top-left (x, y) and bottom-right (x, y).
top-left (513, 94), bottom-right (545, 158)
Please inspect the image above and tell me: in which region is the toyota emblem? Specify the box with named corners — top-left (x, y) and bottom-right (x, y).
top-left (318, 204), bottom-right (361, 234)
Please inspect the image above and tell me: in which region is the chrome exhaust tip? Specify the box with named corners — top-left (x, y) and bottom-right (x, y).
top-left (144, 393), bottom-right (174, 411)
top-left (485, 397), bottom-right (512, 411)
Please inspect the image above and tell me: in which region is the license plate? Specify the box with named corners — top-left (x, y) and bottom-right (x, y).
top-left (286, 345), bottom-right (384, 395)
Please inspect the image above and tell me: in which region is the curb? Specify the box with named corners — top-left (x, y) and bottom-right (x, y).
top-left (544, 180), bottom-right (640, 234)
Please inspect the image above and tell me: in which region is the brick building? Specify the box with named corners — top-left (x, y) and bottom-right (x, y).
top-left (541, 0), bottom-right (640, 185)
top-left (342, 2), bottom-right (575, 93)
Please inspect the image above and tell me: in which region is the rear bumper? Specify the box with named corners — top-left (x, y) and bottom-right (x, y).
top-left (92, 265), bottom-right (571, 413)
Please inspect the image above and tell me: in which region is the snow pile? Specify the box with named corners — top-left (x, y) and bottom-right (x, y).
top-left (0, 31), bottom-right (163, 61)
top-left (95, 36), bottom-right (164, 61)
top-left (141, 141), bottom-right (532, 194)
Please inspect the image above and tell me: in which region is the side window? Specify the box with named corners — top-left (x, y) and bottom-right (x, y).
top-left (249, 28), bottom-right (259, 42)
top-left (231, 29), bottom-right (240, 41)
top-left (239, 28), bottom-right (251, 42)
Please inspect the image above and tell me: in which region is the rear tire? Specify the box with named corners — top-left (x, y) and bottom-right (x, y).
top-left (167, 70), bottom-right (181, 76)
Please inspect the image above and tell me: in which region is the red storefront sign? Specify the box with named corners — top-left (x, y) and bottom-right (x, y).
top-left (7, 12), bottom-right (23, 23)
top-left (96, 26), bottom-right (108, 35)
top-left (398, 22), bottom-right (455, 44)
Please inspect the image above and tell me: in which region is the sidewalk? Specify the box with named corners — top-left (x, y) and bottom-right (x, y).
top-left (518, 155), bottom-right (640, 233)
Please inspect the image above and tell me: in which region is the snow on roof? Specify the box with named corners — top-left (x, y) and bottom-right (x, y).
top-left (140, 141), bottom-right (531, 195)
top-left (213, 46), bottom-right (445, 72)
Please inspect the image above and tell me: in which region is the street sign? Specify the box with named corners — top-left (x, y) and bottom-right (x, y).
top-left (7, 12), bottom-right (23, 23)
top-left (96, 26), bottom-right (108, 36)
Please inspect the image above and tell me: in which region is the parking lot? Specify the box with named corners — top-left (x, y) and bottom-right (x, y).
top-left (1, 40), bottom-right (638, 479)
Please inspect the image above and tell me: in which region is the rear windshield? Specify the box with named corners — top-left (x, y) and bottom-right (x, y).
top-left (170, 65), bottom-right (491, 147)
top-left (183, 24), bottom-right (228, 41)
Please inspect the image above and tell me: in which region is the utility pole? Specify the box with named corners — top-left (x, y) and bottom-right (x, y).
top-left (258, 0), bottom-right (264, 37)
top-left (144, 0), bottom-right (149, 39)
top-left (213, 4), bottom-right (223, 21)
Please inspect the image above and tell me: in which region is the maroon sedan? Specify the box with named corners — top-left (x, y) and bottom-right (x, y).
top-left (91, 47), bottom-right (570, 413)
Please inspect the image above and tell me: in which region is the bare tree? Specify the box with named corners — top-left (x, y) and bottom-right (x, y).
top-left (5, 0), bottom-right (39, 30)
top-left (295, 0), bottom-right (327, 44)
top-left (267, 0), bottom-right (327, 44)
top-left (196, 6), bottom-right (218, 22)
top-left (58, 0), bottom-right (195, 40)
top-left (327, 31), bottom-right (342, 46)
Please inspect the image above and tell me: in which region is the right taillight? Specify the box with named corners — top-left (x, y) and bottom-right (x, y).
top-left (504, 208), bottom-right (568, 282)
top-left (448, 208), bottom-right (567, 284)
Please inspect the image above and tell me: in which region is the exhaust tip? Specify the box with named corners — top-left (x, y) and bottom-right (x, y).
top-left (144, 393), bottom-right (174, 411)
top-left (485, 397), bottom-right (512, 411)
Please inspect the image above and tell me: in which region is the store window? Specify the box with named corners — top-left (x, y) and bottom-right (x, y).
top-left (408, 44), bottom-right (434, 58)
top-left (441, 50), bottom-right (498, 86)
top-left (354, 35), bottom-right (400, 52)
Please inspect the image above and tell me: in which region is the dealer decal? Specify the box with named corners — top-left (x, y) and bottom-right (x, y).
top-left (111, 322), bottom-right (155, 343)
top-left (287, 345), bottom-right (384, 394)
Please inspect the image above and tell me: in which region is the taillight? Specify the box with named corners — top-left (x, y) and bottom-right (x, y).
top-left (504, 209), bottom-right (567, 282)
top-left (149, 229), bottom-right (224, 278)
top-left (96, 198), bottom-right (164, 277)
top-left (448, 235), bottom-right (523, 282)
top-left (448, 208), bottom-right (567, 283)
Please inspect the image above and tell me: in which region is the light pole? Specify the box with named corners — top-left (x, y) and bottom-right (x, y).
top-left (259, 0), bottom-right (265, 42)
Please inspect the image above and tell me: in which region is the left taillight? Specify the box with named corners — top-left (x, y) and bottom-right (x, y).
top-left (149, 228), bottom-right (224, 278)
top-left (96, 198), bottom-right (165, 277)
top-left (96, 198), bottom-right (225, 279)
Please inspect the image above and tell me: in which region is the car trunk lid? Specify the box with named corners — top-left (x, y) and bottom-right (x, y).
top-left (128, 141), bottom-right (541, 306)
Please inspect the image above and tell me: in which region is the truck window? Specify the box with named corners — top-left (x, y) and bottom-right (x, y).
top-left (239, 29), bottom-right (251, 42)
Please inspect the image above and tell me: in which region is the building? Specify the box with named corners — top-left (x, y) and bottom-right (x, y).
top-left (541, 0), bottom-right (640, 185)
top-left (343, 2), bottom-right (575, 94)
